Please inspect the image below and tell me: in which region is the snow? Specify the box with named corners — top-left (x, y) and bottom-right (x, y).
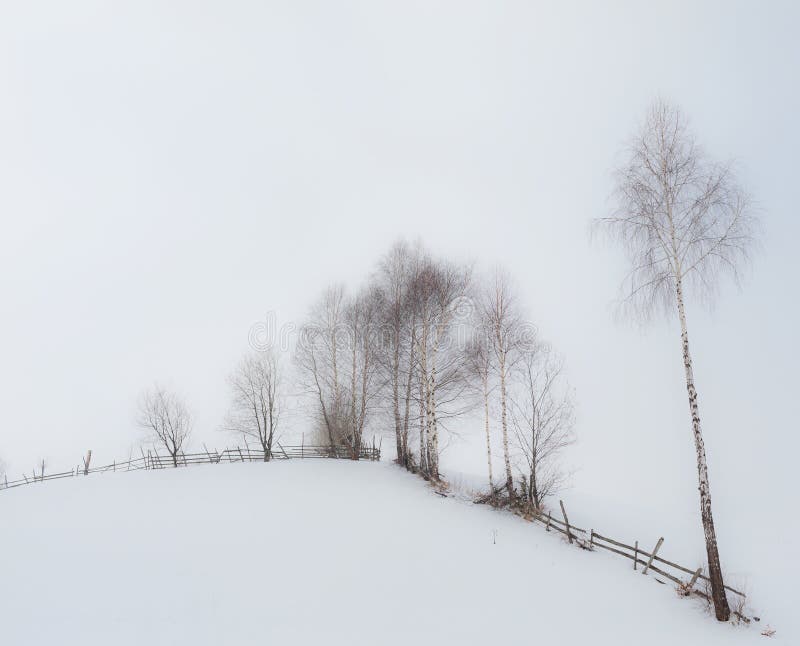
top-left (0, 460), bottom-right (770, 644)
top-left (438, 432), bottom-right (797, 642)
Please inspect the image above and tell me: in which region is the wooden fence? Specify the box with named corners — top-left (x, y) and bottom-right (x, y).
top-left (0, 442), bottom-right (381, 493)
top-left (519, 500), bottom-right (749, 620)
top-left (1, 443), bottom-right (747, 619)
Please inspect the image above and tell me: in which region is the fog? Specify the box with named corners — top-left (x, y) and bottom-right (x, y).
top-left (1, 0), bottom-right (797, 537)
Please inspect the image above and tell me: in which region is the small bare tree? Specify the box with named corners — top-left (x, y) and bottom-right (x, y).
top-left (596, 98), bottom-right (758, 622)
top-left (509, 343), bottom-right (575, 511)
top-left (224, 350), bottom-right (281, 460)
top-left (137, 385), bottom-right (192, 467)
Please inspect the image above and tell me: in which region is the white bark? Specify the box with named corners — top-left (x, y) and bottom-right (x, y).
top-left (482, 269), bottom-right (524, 500)
top-left (676, 275), bottom-right (728, 618)
top-left (597, 99), bottom-right (757, 621)
top-left (482, 374), bottom-right (493, 494)
top-left (497, 344), bottom-right (513, 496)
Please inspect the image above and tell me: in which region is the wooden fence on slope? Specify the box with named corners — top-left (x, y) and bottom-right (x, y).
top-left (0, 443), bottom-right (748, 620)
top-left (0, 443), bottom-right (381, 493)
top-left (518, 500), bottom-right (749, 620)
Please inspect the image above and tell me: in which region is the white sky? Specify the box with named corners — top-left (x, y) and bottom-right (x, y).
top-left (1, 1), bottom-right (797, 542)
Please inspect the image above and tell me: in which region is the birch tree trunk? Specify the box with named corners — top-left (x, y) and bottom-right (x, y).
top-left (482, 375), bottom-right (494, 496)
top-left (416, 325), bottom-right (429, 476)
top-left (424, 365), bottom-right (435, 477)
top-left (675, 276), bottom-right (731, 621)
top-left (498, 346), bottom-right (514, 499)
top-left (427, 362), bottom-right (439, 480)
top-left (401, 326), bottom-right (416, 468)
top-left (599, 99), bottom-right (756, 623)
top-left (356, 338), bottom-right (371, 459)
top-left (350, 341), bottom-right (358, 458)
top-left (418, 370), bottom-right (427, 475)
top-left (393, 339), bottom-right (403, 463)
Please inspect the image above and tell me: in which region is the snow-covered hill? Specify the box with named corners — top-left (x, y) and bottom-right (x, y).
top-left (0, 461), bottom-right (767, 644)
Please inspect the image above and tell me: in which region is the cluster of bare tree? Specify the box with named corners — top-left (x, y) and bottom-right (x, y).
top-left (289, 97), bottom-right (756, 625)
top-left (294, 242), bottom-right (576, 509)
top-left (124, 96), bottom-right (751, 626)
top-left (294, 285), bottom-right (382, 459)
top-left (136, 349), bottom-right (283, 464)
top-left (469, 271), bottom-right (575, 510)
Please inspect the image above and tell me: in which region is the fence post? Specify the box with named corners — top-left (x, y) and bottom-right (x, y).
top-left (642, 537), bottom-right (664, 575)
top-left (634, 541), bottom-right (638, 570)
top-left (83, 450), bottom-right (92, 475)
top-left (590, 529), bottom-right (594, 548)
top-left (546, 512), bottom-right (551, 532)
top-left (559, 500), bottom-right (573, 544)
top-left (687, 567), bottom-right (702, 591)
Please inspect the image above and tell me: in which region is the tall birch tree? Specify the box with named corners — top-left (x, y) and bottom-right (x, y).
top-left (596, 98), bottom-right (757, 622)
top-left (465, 335), bottom-right (495, 496)
top-left (480, 269), bottom-right (524, 501)
top-left (376, 241), bottom-right (420, 467)
top-left (411, 257), bottom-right (471, 480)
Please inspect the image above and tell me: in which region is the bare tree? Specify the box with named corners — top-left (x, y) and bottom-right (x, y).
top-left (480, 269), bottom-right (525, 501)
top-left (376, 240), bottom-right (421, 468)
top-left (295, 285), bottom-right (348, 453)
top-left (596, 98), bottom-right (757, 622)
top-left (509, 343), bottom-right (575, 511)
top-left (296, 283), bottom-right (384, 458)
top-left (410, 255), bottom-right (471, 480)
top-left (137, 385), bottom-right (192, 467)
top-left (341, 285), bottom-right (384, 458)
top-left (224, 350), bottom-right (281, 461)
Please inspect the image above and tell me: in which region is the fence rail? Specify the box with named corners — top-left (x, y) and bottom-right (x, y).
top-left (510, 500), bottom-right (749, 621)
top-left (1, 441), bottom-right (746, 620)
top-left (0, 443), bottom-right (381, 493)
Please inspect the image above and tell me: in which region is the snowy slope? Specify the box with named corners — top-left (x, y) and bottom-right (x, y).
top-left (0, 460), bottom-right (767, 645)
